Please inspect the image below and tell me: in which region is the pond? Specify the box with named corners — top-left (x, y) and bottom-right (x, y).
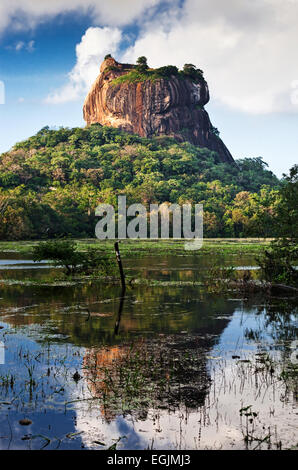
top-left (0, 251), bottom-right (297, 450)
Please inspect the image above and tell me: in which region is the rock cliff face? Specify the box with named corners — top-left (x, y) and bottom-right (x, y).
top-left (83, 58), bottom-right (234, 164)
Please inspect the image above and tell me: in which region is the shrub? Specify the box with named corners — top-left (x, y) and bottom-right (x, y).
top-left (257, 165), bottom-right (298, 286)
top-left (32, 239), bottom-right (113, 276)
top-left (257, 239), bottom-right (298, 286)
top-left (182, 64), bottom-right (204, 81)
top-left (155, 65), bottom-right (179, 77)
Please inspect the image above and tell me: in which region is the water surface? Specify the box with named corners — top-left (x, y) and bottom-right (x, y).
top-left (0, 252), bottom-right (297, 450)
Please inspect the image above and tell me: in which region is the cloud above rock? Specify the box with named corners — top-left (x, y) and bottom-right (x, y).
top-left (122, 0), bottom-right (298, 114)
top-left (6, 0), bottom-right (297, 114)
top-left (0, 0), bottom-right (161, 33)
top-left (45, 27), bottom-right (122, 104)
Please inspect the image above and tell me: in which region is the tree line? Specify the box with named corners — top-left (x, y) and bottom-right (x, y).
top-left (0, 124), bottom-right (285, 240)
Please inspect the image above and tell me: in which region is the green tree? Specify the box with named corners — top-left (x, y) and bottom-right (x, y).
top-left (182, 64), bottom-right (204, 81)
top-left (0, 124), bottom-right (282, 240)
top-left (136, 56), bottom-right (148, 72)
top-left (258, 165), bottom-right (298, 286)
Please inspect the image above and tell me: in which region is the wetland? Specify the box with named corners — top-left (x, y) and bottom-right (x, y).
top-left (0, 240), bottom-right (297, 450)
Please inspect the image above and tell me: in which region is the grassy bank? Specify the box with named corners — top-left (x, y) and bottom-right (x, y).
top-left (0, 238), bottom-right (272, 258)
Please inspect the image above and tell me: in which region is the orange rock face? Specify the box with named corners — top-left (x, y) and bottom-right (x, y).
top-left (83, 58), bottom-right (234, 164)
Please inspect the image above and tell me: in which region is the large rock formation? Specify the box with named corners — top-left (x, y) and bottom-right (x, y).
top-left (83, 57), bottom-right (234, 164)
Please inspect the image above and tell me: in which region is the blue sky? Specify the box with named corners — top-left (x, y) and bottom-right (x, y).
top-left (0, 0), bottom-right (297, 177)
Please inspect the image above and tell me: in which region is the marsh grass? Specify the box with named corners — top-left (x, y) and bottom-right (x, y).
top-left (210, 350), bottom-right (297, 450)
top-left (0, 324), bottom-right (296, 449)
top-left (0, 238), bottom-right (271, 257)
top-left (83, 337), bottom-right (210, 419)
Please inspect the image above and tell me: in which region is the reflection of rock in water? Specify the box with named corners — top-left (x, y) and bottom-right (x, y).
top-left (83, 345), bottom-right (128, 421)
top-left (82, 332), bottom-right (225, 422)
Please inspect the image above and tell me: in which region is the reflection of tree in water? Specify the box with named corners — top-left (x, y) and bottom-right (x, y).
top-left (0, 283), bottom-right (236, 346)
top-left (81, 284), bottom-right (236, 422)
top-left (243, 297), bottom-right (298, 403)
top-left (0, 282), bottom-right (237, 422)
top-left (82, 332), bottom-right (224, 423)
top-left (244, 297), bottom-right (297, 345)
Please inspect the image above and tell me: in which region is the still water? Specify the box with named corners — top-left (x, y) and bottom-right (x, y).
top-left (0, 252), bottom-right (297, 450)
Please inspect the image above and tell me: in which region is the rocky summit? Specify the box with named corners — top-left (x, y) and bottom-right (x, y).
top-left (83, 57), bottom-right (235, 164)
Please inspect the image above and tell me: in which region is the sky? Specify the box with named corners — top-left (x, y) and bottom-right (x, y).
top-left (0, 0), bottom-right (297, 177)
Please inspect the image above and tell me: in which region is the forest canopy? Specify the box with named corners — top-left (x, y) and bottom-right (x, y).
top-left (0, 124), bottom-right (282, 240)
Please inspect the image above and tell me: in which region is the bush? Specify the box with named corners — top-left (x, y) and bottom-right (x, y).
top-left (182, 64), bottom-right (204, 81)
top-left (257, 165), bottom-right (298, 286)
top-left (32, 239), bottom-right (113, 276)
top-left (258, 239), bottom-right (298, 286)
top-left (155, 65), bottom-right (179, 77)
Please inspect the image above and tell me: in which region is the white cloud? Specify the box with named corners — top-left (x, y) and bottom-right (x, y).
top-left (0, 0), bottom-right (161, 33)
top-left (13, 39), bottom-right (35, 52)
top-left (27, 40), bottom-right (35, 52)
top-left (121, 0), bottom-right (298, 114)
top-left (15, 40), bottom-right (25, 51)
top-left (9, 0), bottom-right (297, 114)
top-left (45, 27), bottom-right (122, 104)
